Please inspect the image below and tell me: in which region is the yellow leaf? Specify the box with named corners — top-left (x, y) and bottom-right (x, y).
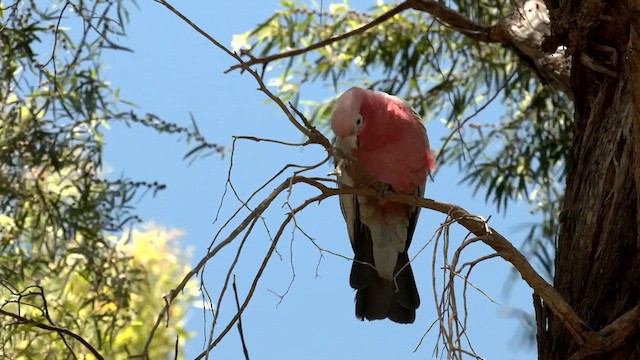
top-left (99, 301), bottom-right (118, 314)
top-left (0, 214), bottom-right (15, 229)
top-left (231, 32), bottom-right (251, 53)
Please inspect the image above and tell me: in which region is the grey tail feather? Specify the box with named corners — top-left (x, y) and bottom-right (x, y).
top-left (349, 195), bottom-right (420, 323)
top-left (353, 252), bottom-right (420, 324)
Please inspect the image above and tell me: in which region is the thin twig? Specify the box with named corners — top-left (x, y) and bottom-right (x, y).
top-left (154, 0), bottom-right (330, 145)
top-left (0, 309), bottom-right (104, 360)
top-left (233, 276), bottom-right (251, 360)
top-left (193, 190), bottom-right (331, 359)
top-left (142, 177), bottom-right (304, 356)
top-left (173, 336), bottom-right (179, 360)
top-left (437, 71), bottom-right (516, 164)
top-left (408, 0), bottom-right (497, 42)
top-left (206, 217), bottom-right (260, 356)
top-left (225, 1), bottom-right (413, 72)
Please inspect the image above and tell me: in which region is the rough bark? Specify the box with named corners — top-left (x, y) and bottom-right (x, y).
top-left (411, 0), bottom-right (573, 97)
top-left (538, 0), bottom-right (640, 359)
top-left (494, 0), bottom-right (573, 97)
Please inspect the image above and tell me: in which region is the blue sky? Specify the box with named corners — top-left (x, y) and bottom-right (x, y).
top-left (103, 1), bottom-right (539, 359)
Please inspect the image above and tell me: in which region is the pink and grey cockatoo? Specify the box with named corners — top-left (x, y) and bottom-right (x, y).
top-left (331, 87), bottom-right (436, 324)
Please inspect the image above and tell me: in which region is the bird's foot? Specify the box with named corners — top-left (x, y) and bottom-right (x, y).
top-left (327, 167), bottom-right (342, 177)
top-left (376, 183), bottom-right (391, 198)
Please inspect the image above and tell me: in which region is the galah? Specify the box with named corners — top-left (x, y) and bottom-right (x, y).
top-left (331, 87), bottom-right (436, 324)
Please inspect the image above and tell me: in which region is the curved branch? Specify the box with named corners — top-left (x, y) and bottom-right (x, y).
top-left (225, 1), bottom-right (413, 73)
top-left (154, 0), bottom-right (331, 148)
top-left (142, 177), bottom-right (302, 355)
top-left (226, 0), bottom-right (572, 97)
top-left (410, 0), bottom-right (571, 97)
top-left (309, 180), bottom-right (638, 355)
top-left (408, 0), bottom-right (495, 42)
top-left (307, 181), bottom-right (594, 346)
top-left (0, 309), bottom-right (104, 359)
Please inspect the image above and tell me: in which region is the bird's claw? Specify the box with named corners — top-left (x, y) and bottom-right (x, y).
top-left (327, 167), bottom-right (342, 177)
top-left (376, 183), bottom-right (391, 198)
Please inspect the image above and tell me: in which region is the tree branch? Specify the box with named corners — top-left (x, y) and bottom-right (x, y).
top-left (154, 0), bottom-right (330, 148)
top-left (193, 186), bottom-right (332, 360)
top-left (233, 276), bottom-right (250, 360)
top-left (314, 181), bottom-right (638, 355)
top-left (142, 177), bottom-right (301, 356)
top-left (568, 305), bottom-right (640, 360)
top-left (225, 1), bottom-right (413, 73)
top-left (226, 0), bottom-right (572, 97)
top-left (0, 309), bottom-right (104, 360)
top-left (408, 0), bottom-right (496, 42)
top-left (317, 182), bottom-right (594, 346)
top-left (409, 0), bottom-right (572, 97)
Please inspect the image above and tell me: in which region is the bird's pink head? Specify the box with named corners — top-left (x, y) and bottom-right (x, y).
top-left (330, 87), bottom-right (367, 138)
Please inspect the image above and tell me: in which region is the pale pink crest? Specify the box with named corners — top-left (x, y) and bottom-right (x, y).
top-left (330, 87), bottom-right (366, 138)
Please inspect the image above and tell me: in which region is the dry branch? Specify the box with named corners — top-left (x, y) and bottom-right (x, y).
top-left (225, 1), bottom-right (413, 73)
top-left (153, 0), bottom-right (329, 148)
top-left (568, 305), bottom-right (640, 360)
top-left (193, 186), bottom-right (333, 360)
top-left (329, 183), bottom-right (640, 357)
top-left (142, 177), bottom-right (307, 356)
top-left (233, 276), bottom-right (251, 360)
top-left (226, 0), bottom-right (571, 97)
top-left (0, 308), bottom-right (104, 360)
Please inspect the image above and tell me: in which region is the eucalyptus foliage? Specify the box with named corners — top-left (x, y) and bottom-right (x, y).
top-left (0, 0), bottom-right (206, 357)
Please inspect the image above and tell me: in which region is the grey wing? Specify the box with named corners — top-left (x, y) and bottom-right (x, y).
top-left (406, 183), bottom-right (425, 248)
top-left (333, 135), bottom-right (358, 246)
top-left (337, 160), bottom-right (356, 246)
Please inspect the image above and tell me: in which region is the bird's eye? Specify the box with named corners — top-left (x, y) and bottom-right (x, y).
top-left (356, 114), bottom-right (363, 126)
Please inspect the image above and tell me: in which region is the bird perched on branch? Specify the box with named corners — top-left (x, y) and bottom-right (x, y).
top-left (331, 87), bottom-right (436, 324)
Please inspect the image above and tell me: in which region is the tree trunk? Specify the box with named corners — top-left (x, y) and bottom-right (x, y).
top-left (538, 0), bottom-right (640, 358)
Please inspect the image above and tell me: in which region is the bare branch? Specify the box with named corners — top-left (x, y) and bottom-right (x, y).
top-left (568, 305), bottom-right (640, 360)
top-left (408, 0), bottom-right (496, 42)
top-left (301, 180), bottom-right (592, 347)
top-left (233, 276), bottom-right (251, 360)
top-left (207, 217), bottom-right (260, 351)
top-left (225, 1), bottom-right (413, 72)
top-left (142, 177), bottom-right (303, 355)
top-left (323, 183), bottom-right (638, 354)
top-left (0, 309), bottom-right (104, 360)
top-left (194, 188), bottom-right (331, 359)
top-left (154, 0), bottom-right (331, 147)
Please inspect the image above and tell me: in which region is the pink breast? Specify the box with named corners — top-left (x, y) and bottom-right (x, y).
top-left (355, 135), bottom-right (428, 193)
top-left (355, 91), bottom-right (431, 193)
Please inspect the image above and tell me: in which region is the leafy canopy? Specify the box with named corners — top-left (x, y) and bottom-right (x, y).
top-left (1, 0), bottom-right (205, 357)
